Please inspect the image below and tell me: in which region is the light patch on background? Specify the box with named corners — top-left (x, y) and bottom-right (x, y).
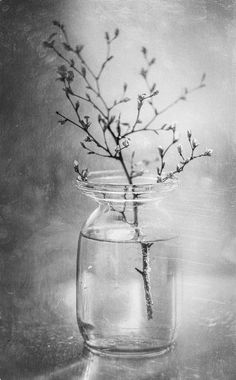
top-left (63, 280), bottom-right (77, 316)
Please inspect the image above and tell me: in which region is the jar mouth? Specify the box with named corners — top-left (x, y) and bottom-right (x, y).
top-left (76, 170), bottom-right (178, 202)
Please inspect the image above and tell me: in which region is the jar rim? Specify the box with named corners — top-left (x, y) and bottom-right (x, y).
top-left (76, 170), bottom-right (178, 201)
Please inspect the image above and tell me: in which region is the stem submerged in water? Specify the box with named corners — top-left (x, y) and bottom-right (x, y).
top-left (118, 152), bottom-right (154, 320)
top-left (135, 243), bottom-right (154, 320)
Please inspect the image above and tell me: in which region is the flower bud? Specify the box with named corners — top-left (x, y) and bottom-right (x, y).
top-left (114, 28), bottom-right (119, 38)
top-left (192, 138), bottom-right (198, 149)
top-left (74, 159), bottom-right (79, 168)
top-left (177, 145), bottom-right (183, 156)
top-left (187, 129), bottom-right (192, 140)
top-left (140, 68), bottom-right (147, 79)
top-left (81, 169), bottom-right (88, 181)
top-left (204, 149), bottom-right (213, 156)
top-left (73, 160), bottom-right (80, 174)
top-left (122, 138), bottom-right (129, 148)
top-left (176, 164), bottom-right (181, 172)
top-left (158, 146), bottom-right (164, 157)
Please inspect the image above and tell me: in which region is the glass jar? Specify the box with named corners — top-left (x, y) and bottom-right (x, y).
top-left (76, 170), bottom-right (181, 357)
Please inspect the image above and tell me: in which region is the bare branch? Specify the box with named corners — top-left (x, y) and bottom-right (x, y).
top-left (44, 24), bottom-right (211, 322)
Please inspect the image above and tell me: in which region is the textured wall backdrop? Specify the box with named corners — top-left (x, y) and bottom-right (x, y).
top-left (0, 0), bottom-right (236, 377)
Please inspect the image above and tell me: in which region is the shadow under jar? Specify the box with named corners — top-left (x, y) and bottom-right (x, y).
top-left (76, 170), bottom-right (181, 357)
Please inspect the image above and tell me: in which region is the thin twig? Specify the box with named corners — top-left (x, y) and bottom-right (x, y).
top-left (56, 111), bottom-right (110, 155)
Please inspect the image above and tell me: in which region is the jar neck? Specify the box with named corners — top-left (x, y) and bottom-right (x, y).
top-left (76, 170), bottom-right (178, 204)
top-left (94, 196), bottom-right (164, 208)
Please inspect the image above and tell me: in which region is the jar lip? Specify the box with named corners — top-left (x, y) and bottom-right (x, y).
top-left (76, 170), bottom-right (178, 198)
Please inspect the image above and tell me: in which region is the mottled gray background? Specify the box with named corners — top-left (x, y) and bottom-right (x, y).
top-left (0, 0), bottom-right (236, 379)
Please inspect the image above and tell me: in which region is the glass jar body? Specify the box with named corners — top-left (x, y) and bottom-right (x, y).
top-left (76, 182), bottom-right (181, 356)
